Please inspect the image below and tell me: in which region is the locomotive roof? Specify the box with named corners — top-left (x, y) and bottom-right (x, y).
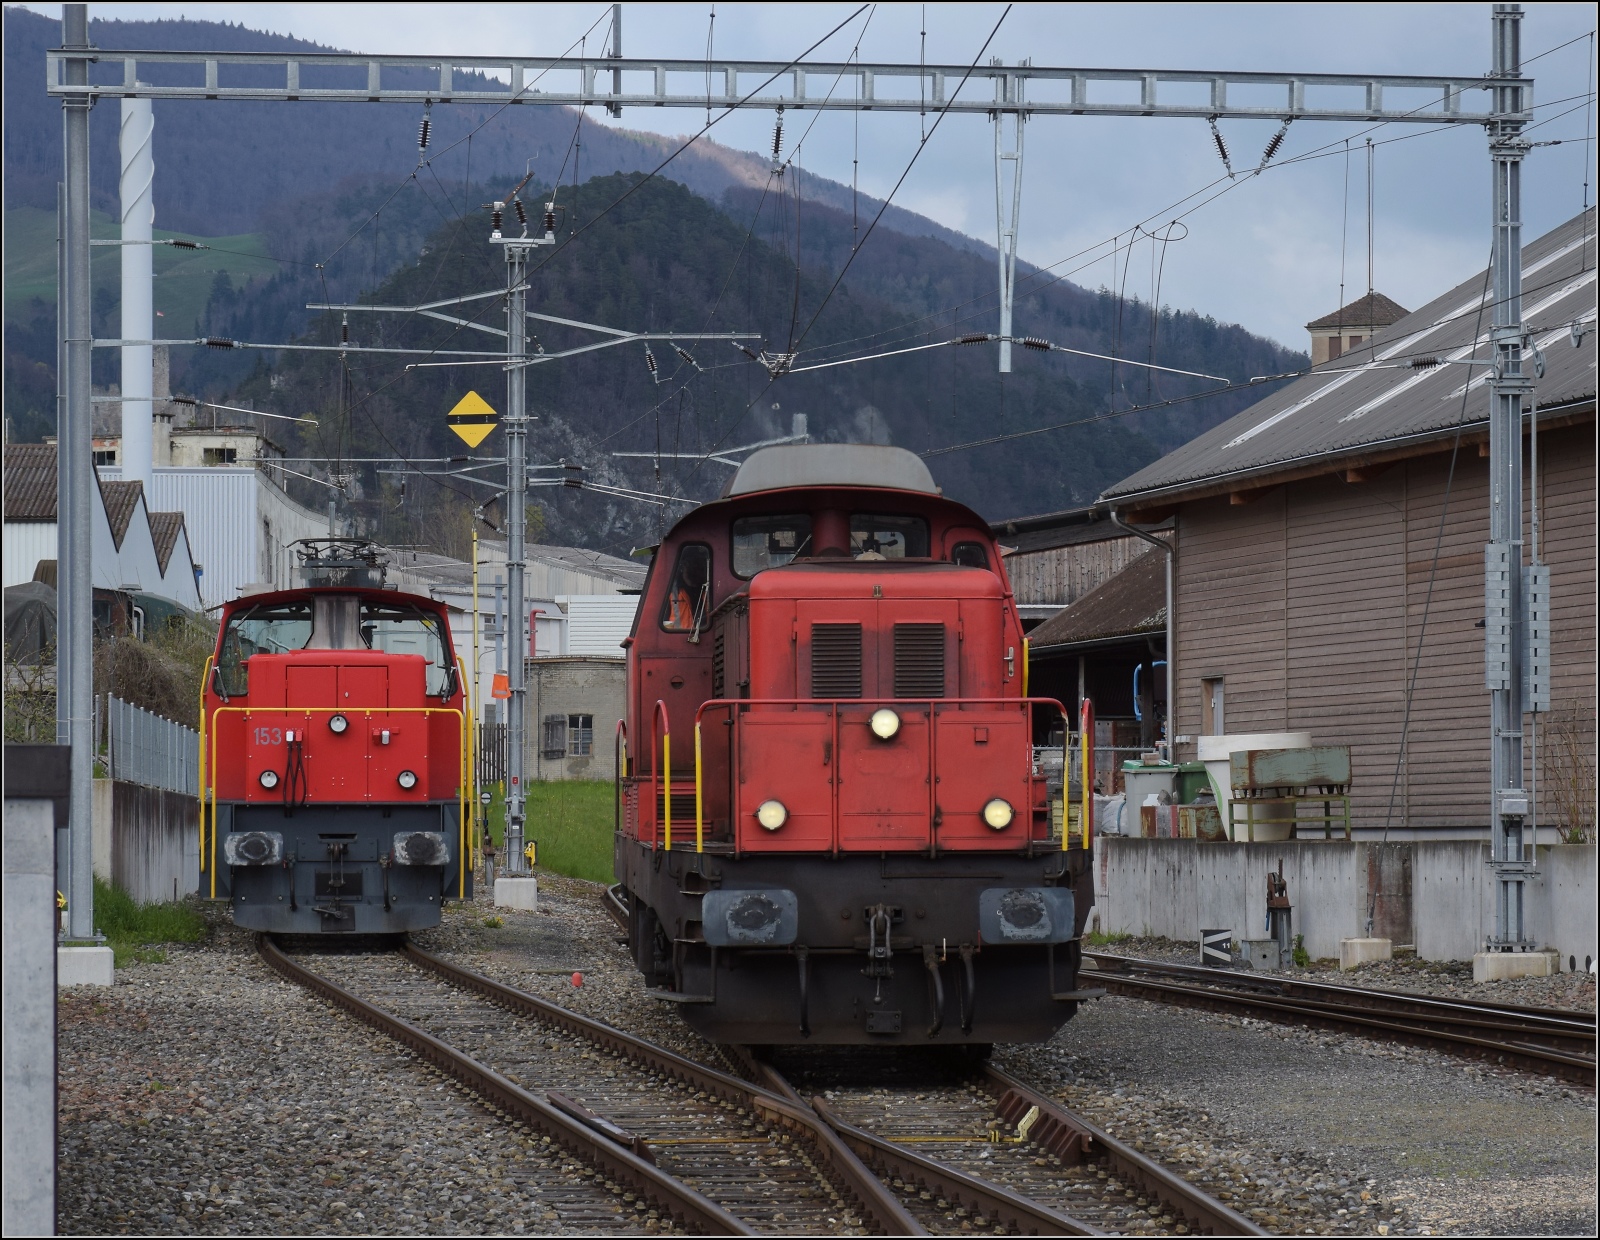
top-left (724, 444), bottom-right (938, 497)
top-left (218, 583), bottom-right (448, 615)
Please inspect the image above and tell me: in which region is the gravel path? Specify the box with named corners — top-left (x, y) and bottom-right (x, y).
top-left (1089, 935), bottom-right (1598, 1013)
top-left (57, 910), bottom-right (638, 1236)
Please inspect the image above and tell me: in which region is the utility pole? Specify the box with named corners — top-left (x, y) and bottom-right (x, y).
top-left (493, 201), bottom-right (554, 876)
top-left (59, 3), bottom-right (97, 944)
top-left (1483, 3), bottom-right (1543, 957)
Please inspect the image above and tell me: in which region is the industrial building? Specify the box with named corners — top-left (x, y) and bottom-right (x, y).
top-left (1095, 208), bottom-right (1596, 839)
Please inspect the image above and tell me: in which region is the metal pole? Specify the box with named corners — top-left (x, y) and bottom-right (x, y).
top-left (60, 2), bottom-right (96, 941)
top-left (992, 68), bottom-right (1026, 374)
top-left (504, 232), bottom-right (529, 874)
top-left (471, 521), bottom-right (482, 836)
top-left (1485, 3), bottom-right (1533, 952)
top-left (119, 89), bottom-right (154, 487)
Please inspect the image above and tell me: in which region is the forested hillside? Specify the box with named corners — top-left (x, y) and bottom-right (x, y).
top-left (3, 5), bottom-right (1306, 548)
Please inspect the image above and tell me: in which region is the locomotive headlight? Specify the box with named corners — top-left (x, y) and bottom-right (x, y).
top-left (982, 797), bottom-right (1014, 830)
top-left (258, 769), bottom-right (280, 790)
top-left (755, 800), bottom-right (788, 831)
top-left (869, 707), bottom-right (901, 740)
top-left (397, 770), bottom-right (418, 790)
top-left (328, 713), bottom-right (349, 735)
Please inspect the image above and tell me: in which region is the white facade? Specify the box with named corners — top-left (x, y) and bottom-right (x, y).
top-left (559, 595), bottom-right (641, 656)
top-left (2, 493), bottom-right (200, 612)
top-left (2, 524), bottom-right (57, 589)
top-left (101, 466), bottom-right (327, 607)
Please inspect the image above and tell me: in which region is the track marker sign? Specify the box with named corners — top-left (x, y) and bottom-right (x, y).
top-left (447, 391), bottom-right (498, 447)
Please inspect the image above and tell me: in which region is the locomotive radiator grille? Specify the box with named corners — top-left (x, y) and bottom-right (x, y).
top-left (811, 623), bottom-right (863, 698)
top-left (893, 622), bottom-right (946, 698)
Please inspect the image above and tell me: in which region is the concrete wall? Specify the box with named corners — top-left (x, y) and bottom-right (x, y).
top-left (2, 796), bottom-right (56, 1234)
top-left (1094, 837), bottom-right (1597, 965)
top-left (525, 657), bottom-right (626, 782)
top-left (92, 777), bottom-right (200, 904)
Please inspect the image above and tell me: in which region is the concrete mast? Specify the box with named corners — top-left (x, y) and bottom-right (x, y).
top-left (119, 90), bottom-right (155, 484)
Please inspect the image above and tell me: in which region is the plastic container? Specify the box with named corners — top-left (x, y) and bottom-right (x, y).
top-left (1196, 733), bottom-right (1312, 841)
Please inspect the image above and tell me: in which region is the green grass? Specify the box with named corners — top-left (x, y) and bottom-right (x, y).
top-left (524, 780), bottom-right (616, 884)
top-left (1084, 929), bottom-right (1134, 947)
top-left (4, 206), bottom-right (280, 328)
top-left (89, 876), bottom-right (207, 968)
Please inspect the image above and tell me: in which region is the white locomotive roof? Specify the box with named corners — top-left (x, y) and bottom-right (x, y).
top-left (724, 444), bottom-right (938, 497)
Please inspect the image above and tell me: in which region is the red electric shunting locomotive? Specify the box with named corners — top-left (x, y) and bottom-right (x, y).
top-left (616, 444), bottom-right (1094, 1046)
top-left (200, 540), bottom-right (473, 933)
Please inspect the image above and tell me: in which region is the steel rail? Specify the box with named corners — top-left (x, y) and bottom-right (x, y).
top-left (256, 935), bottom-right (748, 1235)
top-left (1086, 952), bottom-right (1597, 1034)
top-left (737, 1045), bottom-right (1260, 1237)
top-left (401, 942), bottom-right (923, 1235)
top-left (982, 1067), bottom-right (1268, 1238)
top-left (1084, 963), bottom-right (1595, 1086)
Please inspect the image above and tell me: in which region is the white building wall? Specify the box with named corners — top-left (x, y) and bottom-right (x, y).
top-left (156, 526), bottom-right (203, 611)
top-left (560, 595), bottom-right (641, 656)
top-left (2, 524), bottom-right (57, 588)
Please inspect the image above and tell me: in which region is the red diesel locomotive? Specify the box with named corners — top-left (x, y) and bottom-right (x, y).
top-left (616, 444), bottom-right (1094, 1046)
top-left (200, 540), bottom-right (473, 933)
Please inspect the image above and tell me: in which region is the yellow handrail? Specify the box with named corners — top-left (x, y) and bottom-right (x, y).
top-left (1022, 637), bottom-right (1030, 697)
top-left (694, 720), bottom-right (704, 853)
top-left (197, 654), bottom-right (213, 877)
top-left (205, 704), bottom-right (469, 899)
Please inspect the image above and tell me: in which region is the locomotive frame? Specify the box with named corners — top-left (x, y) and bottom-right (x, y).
top-left (615, 445), bottom-right (1096, 1046)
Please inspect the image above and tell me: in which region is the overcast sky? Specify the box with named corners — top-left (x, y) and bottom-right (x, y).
top-left (22, 2), bottom-right (1597, 348)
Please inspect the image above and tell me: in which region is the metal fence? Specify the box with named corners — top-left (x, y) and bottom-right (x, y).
top-left (107, 694), bottom-right (200, 797)
top-left (478, 722), bottom-right (506, 786)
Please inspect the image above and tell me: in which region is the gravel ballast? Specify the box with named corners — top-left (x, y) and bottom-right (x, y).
top-left (60, 882), bottom-right (1596, 1236)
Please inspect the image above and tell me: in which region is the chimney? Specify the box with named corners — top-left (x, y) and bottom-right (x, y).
top-left (151, 344), bottom-right (172, 466)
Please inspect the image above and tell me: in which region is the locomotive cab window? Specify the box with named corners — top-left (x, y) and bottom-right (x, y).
top-left (217, 601), bottom-right (314, 695)
top-left (361, 603), bottom-right (454, 696)
top-left (732, 515), bottom-right (812, 578)
top-left (950, 541), bottom-right (989, 569)
top-left (850, 514), bottom-right (929, 561)
top-left (660, 543), bottom-right (713, 632)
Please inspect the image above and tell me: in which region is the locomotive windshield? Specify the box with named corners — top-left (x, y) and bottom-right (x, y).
top-left (217, 595), bottom-right (453, 695)
top-left (850, 514), bottom-right (928, 560)
top-left (732, 514), bottom-right (812, 577)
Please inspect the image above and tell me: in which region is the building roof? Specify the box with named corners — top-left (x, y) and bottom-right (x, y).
top-left (1027, 547), bottom-right (1166, 649)
top-left (1305, 291), bottom-right (1410, 331)
top-left (99, 479), bottom-right (144, 549)
top-left (1104, 209), bottom-right (1598, 508)
top-left (147, 511), bottom-right (187, 575)
top-left (3, 443), bottom-right (57, 520)
top-left (990, 504), bottom-right (1170, 554)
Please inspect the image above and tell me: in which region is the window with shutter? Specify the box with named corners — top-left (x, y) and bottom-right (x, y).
top-left (540, 714), bottom-right (567, 759)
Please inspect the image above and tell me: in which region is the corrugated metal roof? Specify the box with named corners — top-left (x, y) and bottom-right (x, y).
top-left (100, 479), bottom-right (144, 549)
top-left (1028, 550), bottom-right (1165, 649)
top-left (1104, 208), bottom-right (1598, 506)
top-left (4, 444), bottom-right (57, 520)
top-left (147, 511), bottom-right (186, 574)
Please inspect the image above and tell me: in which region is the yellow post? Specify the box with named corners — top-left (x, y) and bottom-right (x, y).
top-left (694, 721), bottom-right (704, 853)
top-left (198, 655), bottom-right (212, 874)
top-left (1022, 638), bottom-right (1030, 697)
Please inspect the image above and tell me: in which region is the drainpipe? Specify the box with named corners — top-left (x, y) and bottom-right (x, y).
top-left (1110, 510), bottom-right (1174, 762)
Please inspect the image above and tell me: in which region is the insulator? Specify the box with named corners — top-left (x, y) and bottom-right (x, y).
top-left (644, 344), bottom-right (659, 382)
top-left (490, 202), bottom-right (504, 235)
top-left (418, 113), bottom-right (431, 151)
top-left (169, 239), bottom-right (200, 250)
top-left (957, 333), bottom-right (992, 346)
top-left (1208, 117), bottom-right (1235, 179)
top-left (674, 346), bottom-right (702, 371)
top-left (203, 337), bottom-right (237, 350)
top-left (771, 107), bottom-right (785, 162)
top-left (1261, 127), bottom-right (1287, 165)
top-left (513, 198), bottom-right (529, 229)
top-left (341, 315), bottom-right (349, 345)
top-left (1020, 336), bottom-right (1051, 351)
top-left (543, 204), bottom-right (557, 233)
top-left (1409, 356), bottom-right (1441, 369)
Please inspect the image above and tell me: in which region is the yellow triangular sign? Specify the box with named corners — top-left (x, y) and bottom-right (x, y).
top-left (447, 390), bottom-right (498, 447)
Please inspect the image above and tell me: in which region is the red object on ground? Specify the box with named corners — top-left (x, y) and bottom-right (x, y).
top-left (571, 972), bottom-right (584, 987)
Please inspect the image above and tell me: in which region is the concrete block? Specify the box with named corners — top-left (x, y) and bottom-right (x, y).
top-left (1473, 949), bottom-right (1557, 983)
top-left (1339, 937), bottom-right (1392, 970)
top-left (494, 877), bottom-right (538, 912)
top-left (57, 945), bottom-right (114, 987)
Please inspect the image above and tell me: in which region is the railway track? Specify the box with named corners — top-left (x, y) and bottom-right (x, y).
top-left (738, 1047), bottom-right (1266, 1237)
top-left (1083, 952), bottom-right (1598, 1086)
top-left (260, 935), bottom-right (916, 1235)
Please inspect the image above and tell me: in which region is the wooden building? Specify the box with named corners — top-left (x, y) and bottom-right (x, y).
top-left (1099, 209), bottom-right (1596, 839)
